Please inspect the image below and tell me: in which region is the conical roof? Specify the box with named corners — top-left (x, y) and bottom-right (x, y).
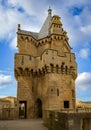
top-left (38, 8), bottom-right (52, 39)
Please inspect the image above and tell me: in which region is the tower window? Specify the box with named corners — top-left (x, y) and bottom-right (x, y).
top-left (21, 56), bottom-right (24, 65)
top-left (64, 101), bottom-right (69, 108)
top-left (57, 89), bottom-right (59, 96)
top-left (51, 89), bottom-right (53, 92)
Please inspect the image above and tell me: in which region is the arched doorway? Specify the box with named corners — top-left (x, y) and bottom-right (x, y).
top-left (36, 99), bottom-right (42, 118)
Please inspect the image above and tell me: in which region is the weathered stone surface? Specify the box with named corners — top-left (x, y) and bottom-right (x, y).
top-left (44, 110), bottom-right (91, 130)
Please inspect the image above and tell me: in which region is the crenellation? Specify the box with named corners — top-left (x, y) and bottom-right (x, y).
top-left (15, 52), bottom-right (77, 79)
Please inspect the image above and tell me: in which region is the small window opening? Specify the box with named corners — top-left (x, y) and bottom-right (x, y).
top-left (57, 89), bottom-right (59, 96)
top-left (64, 101), bottom-right (69, 108)
top-left (51, 89), bottom-right (53, 92)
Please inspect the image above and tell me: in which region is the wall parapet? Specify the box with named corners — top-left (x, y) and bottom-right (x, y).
top-left (14, 49), bottom-right (77, 79)
top-left (44, 110), bottom-right (91, 130)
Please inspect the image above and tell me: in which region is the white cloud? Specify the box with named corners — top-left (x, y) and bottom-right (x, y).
top-left (0, 2), bottom-right (39, 35)
top-left (58, 6), bottom-right (91, 47)
top-left (7, 0), bottom-right (48, 17)
top-left (79, 48), bottom-right (90, 59)
top-left (80, 25), bottom-right (91, 36)
top-left (0, 69), bottom-right (13, 75)
top-left (10, 36), bottom-right (17, 49)
top-left (0, 74), bottom-right (13, 88)
top-left (0, 0), bottom-right (44, 49)
top-left (76, 72), bottom-right (91, 90)
top-left (0, 0), bottom-right (91, 50)
top-left (0, 95), bottom-right (7, 98)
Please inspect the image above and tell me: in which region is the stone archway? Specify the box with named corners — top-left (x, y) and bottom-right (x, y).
top-left (36, 99), bottom-right (42, 118)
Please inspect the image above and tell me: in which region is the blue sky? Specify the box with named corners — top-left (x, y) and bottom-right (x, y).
top-left (0, 0), bottom-right (91, 101)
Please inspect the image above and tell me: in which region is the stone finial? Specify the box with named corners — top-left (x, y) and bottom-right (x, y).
top-left (63, 31), bottom-right (69, 40)
top-left (52, 15), bottom-right (62, 25)
top-left (48, 7), bottom-right (52, 16)
top-left (18, 24), bottom-right (21, 31)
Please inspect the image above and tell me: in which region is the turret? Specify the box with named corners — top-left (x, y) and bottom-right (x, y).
top-left (50, 15), bottom-right (63, 35)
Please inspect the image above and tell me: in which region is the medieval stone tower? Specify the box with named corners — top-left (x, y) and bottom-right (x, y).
top-left (14, 9), bottom-right (77, 119)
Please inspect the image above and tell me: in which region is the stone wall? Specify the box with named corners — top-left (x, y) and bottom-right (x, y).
top-left (44, 110), bottom-right (91, 130)
top-left (0, 108), bottom-right (18, 120)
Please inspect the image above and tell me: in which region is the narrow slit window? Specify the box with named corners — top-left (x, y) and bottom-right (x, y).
top-left (57, 89), bottom-right (59, 96)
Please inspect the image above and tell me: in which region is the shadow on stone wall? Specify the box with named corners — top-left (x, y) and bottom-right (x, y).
top-left (43, 110), bottom-right (91, 130)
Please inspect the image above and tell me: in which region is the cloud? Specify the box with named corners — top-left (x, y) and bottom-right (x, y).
top-left (76, 72), bottom-right (91, 90)
top-left (7, 0), bottom-right (48, 17)
top-left (0, 0), bottom-right (45, 49)
top-left (0, 2), bottom-right (37, 34)
top-left (80, 25), bottom-right (91, 37)
top-left (0, 69), bottom-right (13, 75)
top-left (79, 48), bottom-right (90, 59)
top-left (0, 0), bottom-right (91, 50)
top-left (0, 74), bottom-right (13, 88)
top-left (58, 5), bottom-right (91, 48)
top-left (10, 36), bottom-right (17, 49)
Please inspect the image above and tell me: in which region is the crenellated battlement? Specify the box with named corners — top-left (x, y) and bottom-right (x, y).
top-left (15, 49), bottom-right (77, 79)
top-left (15, 63), bottom-right (77, 80)
top-left (17, 30), bottom-right (70, 48)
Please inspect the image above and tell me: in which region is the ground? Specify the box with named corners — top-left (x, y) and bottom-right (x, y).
top-left (0, 119), bottom-right (49, 130)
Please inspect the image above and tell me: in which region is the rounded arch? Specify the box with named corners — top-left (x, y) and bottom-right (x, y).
top-left (18, 67), bottom-right (24, 75)
top-left (36, 98), bottom-right (42, 118)
top-left (25, 37), bottom-right (29, 42)
top-left (24, 68), bottom-right (29, 76)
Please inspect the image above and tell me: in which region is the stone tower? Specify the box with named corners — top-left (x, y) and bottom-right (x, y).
top-left (14, 9), bottom-right (77, 119)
